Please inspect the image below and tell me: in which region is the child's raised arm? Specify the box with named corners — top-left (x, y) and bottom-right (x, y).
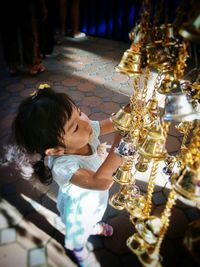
top-left (70, 133), bottom-right (122, 190)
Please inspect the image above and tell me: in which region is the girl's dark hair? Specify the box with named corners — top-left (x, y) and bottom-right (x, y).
top-left (13, 86), bottom-right (75, 184)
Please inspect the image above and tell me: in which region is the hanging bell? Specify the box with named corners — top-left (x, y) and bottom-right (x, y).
top-left (173, 167), bottom-right (200, 202)
top-left (146, 43), bottom-right (169, 68)
top-left (109, 185), bottom-right (133, 210)
top-left (135, 216), bottom-right (163, 245)
top-left (138, 244), bottom-right (162, 267)
top-left (127, 233), bottom-right (148, 255)
top-left (162, 91), bottom-right (199, 122)
top-left (137, 125), bottom-right (167, 161)
top-left (111, 104), bottom-right (132, 133)
top-left (126, 195), bottom-right (147, 219)
top-left (135, 155), bottom-right (151, 172)
top-left (157, 72), bottom-right (174, 94)
top-left (113, 166), bottom-right (132, 185)
top-left (115, 48), bottom-right (143, 76)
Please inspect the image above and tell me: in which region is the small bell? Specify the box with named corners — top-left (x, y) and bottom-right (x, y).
top-left (173, 167), bottom-right (200, 202)
top-left (135, 155), bottom-right (151, 172)
top-left (113, 166), bottom-right (132, 185)
top-left (161, 23), bottom-right (178, 46)
top-left (109, 185), bottom-right (134, 210)
top-left (146, 43), bottom-right (169, 68)
top-left (115, 48), bottom-right (143, 76)
top-left (157, 72), bottom-right (174, 94)
top-left (135, 216), bottom-right (163, 245)
top-left (111, 104), bottom-right (132, 133)
top-left (114, 137), bottom-right (136, 156)
top-left (126, 195), bottom-right (147, 219)
top-left (127, 233), bottom-right (148, 254)
top-left (163, 90), bottom-right (199, 122)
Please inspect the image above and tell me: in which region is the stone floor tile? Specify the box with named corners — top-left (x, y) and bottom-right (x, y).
top-left (1, 227), bottom-right (16, 244)
top-left (28, 247), bottom-right (46, 266)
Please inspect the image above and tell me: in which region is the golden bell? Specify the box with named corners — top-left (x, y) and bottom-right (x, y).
top-left (135, 216), bottom-right (163, 245)
top-left (163, 91), bottom-right (199, 122)
top-left (173, 168), bottom-right (200, 202)
top-left (179, 14), bottom-right (200, 43)
top-left (126, 195), bottom-right (147, 219)
top-left (109, 185), bottom-right (133, 210)
top-left (157, 72), bottom-right (174, 94)
top-left (111, 104), bottom-right (132, 132)
top-left (127, 233), bottom-right (148, 254)
top-left (146, 43), bottom-right (169, 68)
top-left (115, 49), bottom-right (142, 76)
top-left (113, 166), bottom-right (132, 185)
top-left (137, 126), bottom-right (167, 160)
top-left (138, 245), bottom-right (161, 267)
top-left (135, 155), bottom-right (150, 172)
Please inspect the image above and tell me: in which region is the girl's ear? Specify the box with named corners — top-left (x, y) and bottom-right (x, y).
top-left (45, 147), bottom-right (65, 156)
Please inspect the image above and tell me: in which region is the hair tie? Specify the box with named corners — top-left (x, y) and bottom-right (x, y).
top-left (30, 83), bottom-right (51, 99)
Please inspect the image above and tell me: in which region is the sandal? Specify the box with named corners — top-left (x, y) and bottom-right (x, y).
top-left (30, 63), bottom-right (46, 76)
top-left (97, 222), bottom-right (114, 237)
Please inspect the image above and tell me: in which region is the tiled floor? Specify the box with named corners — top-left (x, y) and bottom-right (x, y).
top-left (0, 36), bottom-right (200, 267)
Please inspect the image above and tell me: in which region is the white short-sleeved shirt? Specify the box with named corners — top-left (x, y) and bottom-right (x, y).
top-left (48, 121), bottom-right (109, 250)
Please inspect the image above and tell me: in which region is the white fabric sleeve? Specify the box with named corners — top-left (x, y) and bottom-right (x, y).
top-left (52, 157), bottom-right (80, 187)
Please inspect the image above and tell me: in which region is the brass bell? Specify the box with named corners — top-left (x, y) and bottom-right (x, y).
top-left (109, 185), bottom-right (133, 210)
top-left (115, 48), bottom-right (142, 76)
top-left (146, 43), bottom-right (169, 68)
top-left (135, 216), bottom-right (163, 245)
top-left (135, 155), bottom-right (151, 172)
top-left (111, 104), bottom-right (132, 133)
top-left (179, 14), bottom-right (200, 43)
top-left (157, 72), bottom-right (174, 94)
top-left (162, 91), bottom-right (199, 122)
top-left (127, 233), bottom-right (148, 254)
top-left (126, 195), bottom-right (147, 219)
top-left (138, 245), bottom-right (161, 267)
top-left (113, 166), bottom-right (132, 185)
top-left (173, 168), bottom-right (200, 202)
top-left (137, 125), bottom-right (167, 160)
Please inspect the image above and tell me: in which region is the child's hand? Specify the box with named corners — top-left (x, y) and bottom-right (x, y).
top-left (97, 142), bottom-right (110, 161)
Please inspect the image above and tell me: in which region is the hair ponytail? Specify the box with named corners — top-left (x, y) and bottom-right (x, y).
top-left (33, 158), bottom-right (52, 185)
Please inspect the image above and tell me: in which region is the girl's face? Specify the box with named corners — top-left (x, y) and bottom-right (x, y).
top-left (62, 107), bottom-right (93, 153)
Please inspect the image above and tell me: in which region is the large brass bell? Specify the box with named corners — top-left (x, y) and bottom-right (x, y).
top-left (173, 167), bottom-right (200, 202)
top-left (162, 91), bottom-right (199, 122)
top-left (115, 48), bottom-right (142, 76)
top-left (135, 216), bottom-right (163, 245)
top-left (111, 104), bottom-right (132, 133)
top-left (137, 125), bottom-right (167, 160)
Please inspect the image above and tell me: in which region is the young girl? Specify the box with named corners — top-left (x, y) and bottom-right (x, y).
top-left (12, 84), bottom-right (123, 267)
